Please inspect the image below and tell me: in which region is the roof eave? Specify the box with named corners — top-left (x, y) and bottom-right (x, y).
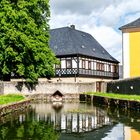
top-left (56, 54), bottom-right (119, 64)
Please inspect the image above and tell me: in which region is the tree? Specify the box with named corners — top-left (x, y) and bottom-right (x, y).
top-left (0, 0), bottom-right (58, 82)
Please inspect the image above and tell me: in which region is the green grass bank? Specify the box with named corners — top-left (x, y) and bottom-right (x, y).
top-left (0, 94), bottom-right (25, 105)
top-left (84, 92), bottom-right (140, 102)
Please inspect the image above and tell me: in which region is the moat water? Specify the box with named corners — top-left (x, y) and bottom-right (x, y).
top-left (1, 102), bottom-right (140, 140)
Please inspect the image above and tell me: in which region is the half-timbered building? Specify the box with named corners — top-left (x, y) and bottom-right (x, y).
top-left (50, 25), bottom-right (119, 85)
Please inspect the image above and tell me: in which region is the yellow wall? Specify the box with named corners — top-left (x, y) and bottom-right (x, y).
top-left (129, 32), bottom-right (140, 77)
top-left (131, 129), bottom-right (140, 140)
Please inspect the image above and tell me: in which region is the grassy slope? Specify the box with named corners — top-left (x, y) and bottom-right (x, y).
top-left (85, 92), bottom-right (140, 101)
top-left (0, 94), bottom-right (25, 105)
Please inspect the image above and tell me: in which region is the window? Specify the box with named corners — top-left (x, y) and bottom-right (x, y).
top-left (108, 64), bottom-right (111, 72)
top-left (82, 60), bottom-right (86, 69)
top-left (101, 63), bottom-right (104, 71)
top-left (88, 61), bottom-right (91, 70)
top-left (97, 62), bottom-right (105, 71)
top-left (96, 62), bottom-right (100, 70)
top-left (113, 65), bottom-right (118, 73)
top-left (66, 59), bottom-right (72, 68)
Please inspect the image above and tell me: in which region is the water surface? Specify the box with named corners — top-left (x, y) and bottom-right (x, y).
top-left (0, 102), bottom-right (140, 140)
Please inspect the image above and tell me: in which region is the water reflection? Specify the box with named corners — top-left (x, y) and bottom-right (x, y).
top-left (0, 103), bottom-right (140, 140)
top-left (31, 103), bottom-right (113, 133)
top-left (0, 108), bottom-right (60, 140)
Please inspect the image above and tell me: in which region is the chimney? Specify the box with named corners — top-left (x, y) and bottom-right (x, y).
top-left (70, 25), bottom-right (75, 29)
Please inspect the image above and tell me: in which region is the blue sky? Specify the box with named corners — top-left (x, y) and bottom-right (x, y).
top-left (50, 0), bottom-right (140, 64)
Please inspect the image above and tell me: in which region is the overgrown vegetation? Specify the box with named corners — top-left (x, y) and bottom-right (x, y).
top-left (84, 92), bottom-right (140, 101)
top-left (0, 94), bottom-right (25, 105)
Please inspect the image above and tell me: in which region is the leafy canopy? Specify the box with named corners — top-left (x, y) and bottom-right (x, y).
top-left (0, 0), bottom-right (58, 82)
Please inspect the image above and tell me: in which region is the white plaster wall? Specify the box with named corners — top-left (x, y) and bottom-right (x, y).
top-left (124, 127), bottom-right (131, 140)
top-left (79, 59), bottom-right (82, 68)
top-left (111, 65), bottom-right (113, 73)
top-left (123, 33), bottom-right (130, 78)
top-left (85, 61), bottom-right (88, 69)
top-left (94, 62), bottom-right (96, 70)
top-left (106, 65), bottom-right (109, 71)
top-left (61, 60), bottom-right (66, 68)
top-left (72, 60), bottom-right (77, 68)
top-left (91, 61), bottom-right (94, 70)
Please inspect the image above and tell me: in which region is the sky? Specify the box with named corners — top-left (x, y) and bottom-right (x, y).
top-left (49, 0), bottom-right (140, 64)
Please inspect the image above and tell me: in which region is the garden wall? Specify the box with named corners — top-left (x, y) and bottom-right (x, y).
top-left (0, 81), bottom-right (96, 100)
top-left (107, 77), bottom-right (140, 95)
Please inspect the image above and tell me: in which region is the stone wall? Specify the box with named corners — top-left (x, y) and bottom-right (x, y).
top-left (0, 81), bottom-right (96, 100)
top-left (0, 82), bottom-right (4, 95)
top-left (2, 81), bottom-right (95, 94)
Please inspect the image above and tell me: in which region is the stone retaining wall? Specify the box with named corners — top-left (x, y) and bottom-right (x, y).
top-left (0, 81), bottom-right (96, 99)
top-left (0, 99), bottom-right (31, 117)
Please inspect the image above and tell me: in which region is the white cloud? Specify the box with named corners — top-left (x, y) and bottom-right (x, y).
top-left (97, 0), bottom-right (140, 27)
top-left (91, 26), bottom-right (121, 49)
top-left (99, 5), bottom-right (123, 26)
top-left (124, 12), bottom-right (140, 24)
top-left (50, 12), bottom-right (98, 29)
top-left (50, 0), bottom-right (112, 15)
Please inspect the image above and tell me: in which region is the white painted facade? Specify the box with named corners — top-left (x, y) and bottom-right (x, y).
top-left (59, 57), bottom-right (116, 73)
top-left (122, 33), bottom-right (130, 78)
top-left (61, 59), bottom-right (65, 68)
top-left (72, 59), bottom-right (77, 68)
top-left (124, 127), bottom-right (131, 140)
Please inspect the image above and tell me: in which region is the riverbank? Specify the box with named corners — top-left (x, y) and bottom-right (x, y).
top-left (0, 94), bottom-right (32, 117)
top-left (80, 92), bottom-right (140, 110)
top-left (84, 92), bottom-right (140, 102)
top-left (0, 94), bottom-right (25, 105)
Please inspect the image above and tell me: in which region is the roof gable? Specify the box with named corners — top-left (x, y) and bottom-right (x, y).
top-left (50, 27), bottom-right (119, 63)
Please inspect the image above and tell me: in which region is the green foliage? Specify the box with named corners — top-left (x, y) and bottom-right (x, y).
top-left (0, 0), bottom-right (58, 82)
top-left (0, 94), bottom-right (24, 105)
top-left (84, 92), bottom-right (140, 101)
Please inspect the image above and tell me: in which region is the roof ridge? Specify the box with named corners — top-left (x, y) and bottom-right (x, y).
top-left (50, 26), bottom-right (90, 34)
